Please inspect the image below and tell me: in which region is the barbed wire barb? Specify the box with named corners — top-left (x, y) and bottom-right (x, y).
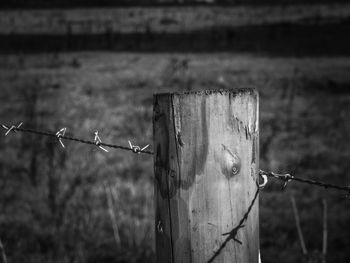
top-left (56, 127), bottom-right (67, 148)
top-left (128, 140), bottom-right (150, 154)
top-left (94, 131), bottom-right (109, 152)
top-left (282, 173), bottom-right (293, 190)
top-left (1, 122), bottom-right (23, 136)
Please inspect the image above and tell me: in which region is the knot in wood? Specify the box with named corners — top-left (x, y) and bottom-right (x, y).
top-left (232, 163), bottom-right (240, 175)
top-left (230, 154), bottom-right (241, 176)
top-left (220, 145), bottom-right (241, 179)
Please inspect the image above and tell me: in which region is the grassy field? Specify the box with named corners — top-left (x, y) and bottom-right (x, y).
top-left (0, 52), bottom-right (349, 262)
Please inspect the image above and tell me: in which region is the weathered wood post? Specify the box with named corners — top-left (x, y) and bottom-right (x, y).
top-left (153, 89), bottom-right (259, 263)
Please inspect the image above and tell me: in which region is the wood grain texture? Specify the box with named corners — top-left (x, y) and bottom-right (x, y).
top-left (154, 89), bottom-right (259, 263)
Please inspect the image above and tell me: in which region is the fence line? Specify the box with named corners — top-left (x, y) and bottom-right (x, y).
top-left (1, 122), bottom-right (153, 155)
top-left (2, 122), bottom-right (349, 195)
top-left (259, 170), bottom-right (350, 195)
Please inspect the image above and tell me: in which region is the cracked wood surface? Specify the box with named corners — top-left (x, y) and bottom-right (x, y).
top-left (153, 89), bottom-right (259, 263)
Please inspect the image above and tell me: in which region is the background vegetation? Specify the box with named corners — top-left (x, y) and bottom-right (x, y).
top-left (0, 0), bottom-right (349, 9)
top-left (0, 2), bottom-right (349, 263)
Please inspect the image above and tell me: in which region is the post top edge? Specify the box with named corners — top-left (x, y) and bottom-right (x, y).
top-left (154, 88), bottom-right (257, 97)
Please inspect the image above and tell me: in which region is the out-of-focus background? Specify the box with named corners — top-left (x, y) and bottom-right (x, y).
top-left (0, 0), bottom-right (349, 262)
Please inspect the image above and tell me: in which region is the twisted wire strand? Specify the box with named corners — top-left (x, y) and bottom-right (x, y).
top-left (207, 184), bottom-right (260, 263)
top-left (7, 126), bottom-right (154, 155)
top-left (3, 124), bottom-right (350, 194)
top-left (260, 170), bottom-right (350, 193)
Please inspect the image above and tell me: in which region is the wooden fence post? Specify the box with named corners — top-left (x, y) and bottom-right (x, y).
top-left (153, 89), bottom-right (259, 263)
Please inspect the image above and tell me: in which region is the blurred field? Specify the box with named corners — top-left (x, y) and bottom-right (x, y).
top-left (0, 52), bottom-right (349, 262)
top-left (1, 4), bottom-right (350, 56)
top-left (1, 4), bottom-right (350, 34)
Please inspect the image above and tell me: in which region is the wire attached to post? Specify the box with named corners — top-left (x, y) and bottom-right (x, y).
top-left (1, 122), bottom-right (350, 196)
top-left (259, 170), bottom-right (350, 197)
top-left (258, 173), bottom-right (268, 189)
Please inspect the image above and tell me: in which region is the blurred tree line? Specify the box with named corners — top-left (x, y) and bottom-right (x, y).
top-left (0, 0), bottom-right (348, 9)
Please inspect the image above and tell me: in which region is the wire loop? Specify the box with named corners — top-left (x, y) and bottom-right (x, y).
top-left (258, 173), bottom-right (268, 189)
top-left (259, 170), bottom-right (350, 195)
top-left (157, 221), bottom-right (163, 233)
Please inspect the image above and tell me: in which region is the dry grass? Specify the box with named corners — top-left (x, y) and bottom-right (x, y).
top-left (0, 52), bottom-right (349, 262)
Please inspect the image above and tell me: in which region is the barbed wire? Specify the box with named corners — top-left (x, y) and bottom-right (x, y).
top-left (2, 122), bottom-right (350, 195)
top-left (1, 122), bottom-right (153, 155)
top-left (207, 183), bottom-right (260, 263)
top-left (259, 170), bottom-right (350, 196)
